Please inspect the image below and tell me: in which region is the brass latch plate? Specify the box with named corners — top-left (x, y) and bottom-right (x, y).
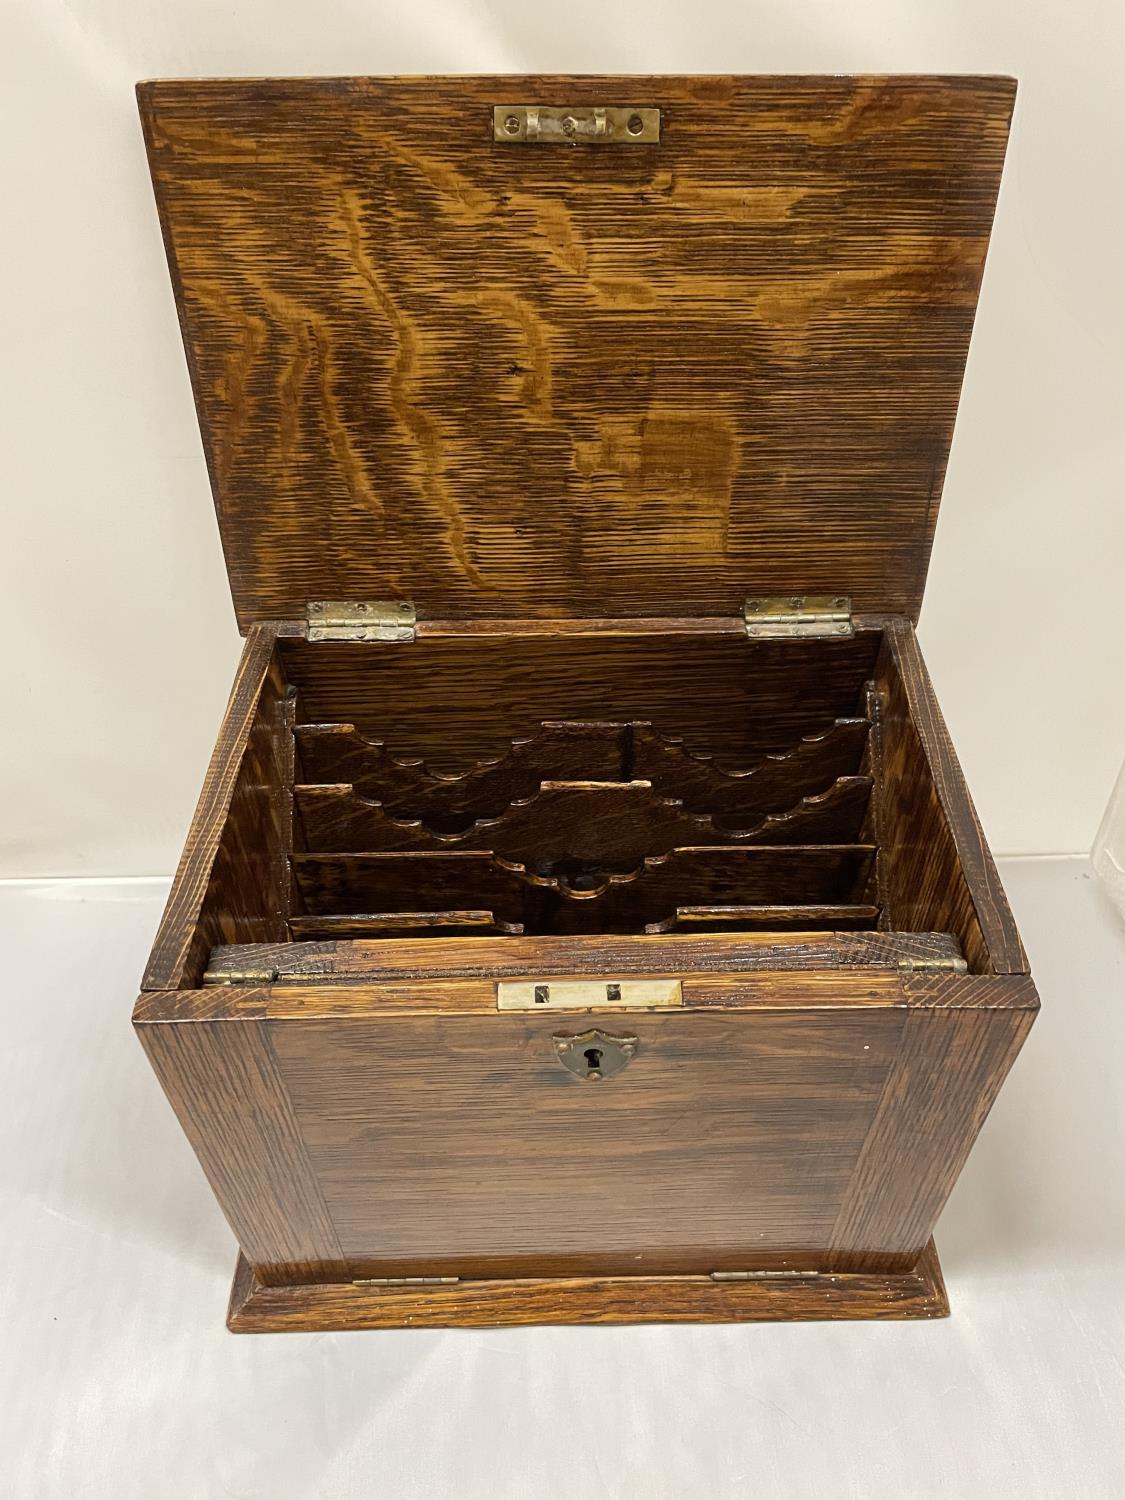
top-left (743, 595), bottom-right (854, 640)
top-left (493, 105), bottom-right (660, 145)
top-left (497, 977), bottom-right (682, 1010)
top-left (307, 600), bottom-right (416, 643)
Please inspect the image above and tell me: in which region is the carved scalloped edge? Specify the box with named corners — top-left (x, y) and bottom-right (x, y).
top-left (296, 723), bottom-right (519, 784)
top-left (296, 775), bottom-right (872, 856)
top-left (631, 717), bottom-right (869, 784)
top-left (295, 716), bottom-right (868, 792)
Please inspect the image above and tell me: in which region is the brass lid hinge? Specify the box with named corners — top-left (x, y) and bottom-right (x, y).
top-left (307, 600), bottom-right (416, 643)
top-left (897, 954), bottom-right (969, 974)
top-left (742, 595), bottom-right (853, 640)
top-left (203, 966), bottom-right (279, 985)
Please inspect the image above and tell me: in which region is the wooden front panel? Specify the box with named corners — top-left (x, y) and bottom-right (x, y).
top-left (139, 75), bottom-right (1014, 627)
top-left (268, 1007), bottom-right (907, 1276)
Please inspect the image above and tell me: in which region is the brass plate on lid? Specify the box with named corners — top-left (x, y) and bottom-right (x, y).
top-left (493, 105), bottom-right (660, 144)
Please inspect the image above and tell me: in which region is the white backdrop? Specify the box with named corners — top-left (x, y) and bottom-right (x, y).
top-left (2, 0), bottom-right (1123, 876)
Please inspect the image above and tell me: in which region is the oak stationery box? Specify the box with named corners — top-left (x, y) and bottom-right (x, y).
top-left (135, 74), bottom-right (1037, 1331)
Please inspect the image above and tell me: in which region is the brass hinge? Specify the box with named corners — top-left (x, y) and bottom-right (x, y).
top-left (307, 600), bottom-right (416, 643)
top-left (493, 105), bottom-right (660, 145)
top-left (742, 595), bottom-right (853, 640)
top-left (897, 954), bottom-right (970, 974)
top-left (351, 1275), bottom-right (461, 1287)
top-left (710, 1269), bottom-right (821, 1281)
top-left (206, 967), bottom-right (278, 985)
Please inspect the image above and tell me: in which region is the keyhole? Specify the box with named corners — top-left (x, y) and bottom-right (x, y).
top-left (584, 1047), bottom-right (603, 1073)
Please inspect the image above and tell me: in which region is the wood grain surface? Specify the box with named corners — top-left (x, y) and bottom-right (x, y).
top-left (226, 1239), bottom-right (949, 1330)
top-left (294, 775), bottom-right (872, 861)
top-left (143, 625), bottom-right (289, 988)
top-left (295, 717), bottom-right (869, 826)
top-left (881, 621), bottom-right (1026, 973)
top-left (267, 1005), bottom-right (910, 1271)
top-left (290, 845), bottom-right (877, 922)
top-left (828, 987), bottom-right (1037, 1271)
top-left (134, 994), bottom-right (345, 1283)
top-left (204, 928), bottom-right (963, 985)
top-left (138, 75), bottom-right (1014, 628)
top-left (282, 630), bottom-right (879, 768)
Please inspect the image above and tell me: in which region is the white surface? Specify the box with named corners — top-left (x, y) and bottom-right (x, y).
top-left (2, 1), bottom-right (1124, 876)
top-left (1, 856), bottom-right (1122, 1499)
top-left (1093, 756), bottom-right (1125, 918)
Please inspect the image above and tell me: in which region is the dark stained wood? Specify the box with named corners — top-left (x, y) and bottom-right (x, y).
top-left (139, 75), bottom-right (1014, 628)
top-left (289, 903), bottom-right (878, 939)
top-left (268, 1005), bottom-right (909, 1270)
top-left (283, 631), bottom-right (879, 768)
top-left (205, 928), bottom-right (963, 985)
top-left (294, 775), bottom-right (872, 861)
top-left (289, 911), bottom-right (524, 939)
top-left (295, 719), bottom-right (628, 806)
top-left (134, 76), bottom-right (1036, 1333)
top-left (291, 845), bottom-right (876, 927)
top-left (257, 969), bottom-right (911, 1019)
top-left (296, 717), bottom-right (869, 826)
top-left (828, 977), bottom-right (1038, 1271)
top-left (634, 719), bottom-right (869, 825)
top-left (133, 989), bottom-right (345, 1283)
top-left (143, 626), bottom-right (289, 989)
top-left (657, 903), bottom-right (879, 932)
top-left (227, 1239), bottom-right (949, 1331)
top-left (879, 621), bottom-right (1026, 973)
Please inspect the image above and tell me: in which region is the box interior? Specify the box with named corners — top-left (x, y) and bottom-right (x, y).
top-left (163, 622), bottom-right (998, 985)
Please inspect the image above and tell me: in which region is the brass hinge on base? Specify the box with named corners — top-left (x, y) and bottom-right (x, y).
top-left (307, 600), bottom-right (416, 643)
top-left (710, 1269), bottom-right (821, 1281)
top-left (743, 595), bottom-right (853, 640)
top-left (351, 1275), bottom-right (461, 1287)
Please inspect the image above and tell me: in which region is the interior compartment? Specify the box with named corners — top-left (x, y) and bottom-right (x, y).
top-left (157, 621), bottom-right (1007, 984)
top-left (281, 629), bottom-right (878, 940)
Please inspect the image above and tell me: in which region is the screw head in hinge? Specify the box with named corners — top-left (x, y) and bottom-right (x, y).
top-left (743, 595), bottom-right (853, 640)
top-left (307, 600), bottom-right (416, 643)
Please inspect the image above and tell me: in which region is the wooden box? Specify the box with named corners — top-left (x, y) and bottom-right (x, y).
top-left (134, 75), bottom-right (1037, 1331)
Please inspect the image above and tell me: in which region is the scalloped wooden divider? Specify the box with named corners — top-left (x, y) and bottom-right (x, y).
top-left (295, 717), bottom-right (870, 828)
top-left (294, 776), bottom-right (873, 865)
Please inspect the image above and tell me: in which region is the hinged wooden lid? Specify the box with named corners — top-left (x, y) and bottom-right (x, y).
top-left (139, 74), bottom-right (1014, 630)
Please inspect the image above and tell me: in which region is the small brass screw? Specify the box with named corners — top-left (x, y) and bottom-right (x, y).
top-left (627, 113), bottom-right (644, 135)
top-left (504, 114), bottom-right (521, 135)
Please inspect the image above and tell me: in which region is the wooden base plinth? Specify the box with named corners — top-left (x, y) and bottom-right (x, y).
top-left (227, 1242), bottom-right (948, 1332)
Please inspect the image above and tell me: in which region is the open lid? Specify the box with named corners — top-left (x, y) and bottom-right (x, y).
top-left (139, 74), bottom-right (1014, 629)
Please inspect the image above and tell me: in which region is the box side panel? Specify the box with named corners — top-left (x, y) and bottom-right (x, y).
top-left (134, 991), bottom-right (344, 1282)
top-left (143, 625), bottom-right (291, 989)
top-left (828, 974), bottom-right (1037, 1271)
top-left (874, 619), bottom-right (1027, 973)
